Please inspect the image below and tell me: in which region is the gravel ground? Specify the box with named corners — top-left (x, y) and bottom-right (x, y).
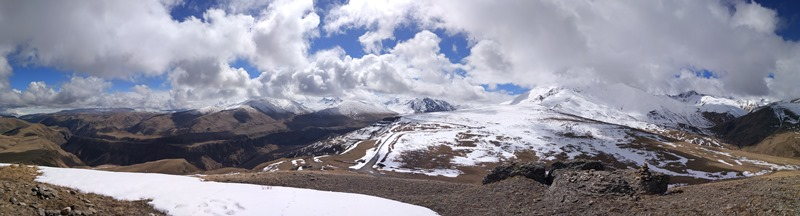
top-left (0, 164), bottom-right (165, 216)
top-left (206, 170), bottom-right (800, 216)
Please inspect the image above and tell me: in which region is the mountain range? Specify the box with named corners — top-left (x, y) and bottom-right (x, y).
top-left (1, 85), bottom-right (799, 184)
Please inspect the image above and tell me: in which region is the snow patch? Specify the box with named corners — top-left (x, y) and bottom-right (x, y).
top-left (31, 165), bottom-right (437, 216)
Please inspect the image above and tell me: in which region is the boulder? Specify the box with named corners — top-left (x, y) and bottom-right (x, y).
top-left (482, 162), bottom-right (547, 184)
top-left (60, 206), bottom-right (72, 215)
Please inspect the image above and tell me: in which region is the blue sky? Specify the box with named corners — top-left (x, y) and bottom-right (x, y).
top-left (4, 0), bottom-right (798, 100)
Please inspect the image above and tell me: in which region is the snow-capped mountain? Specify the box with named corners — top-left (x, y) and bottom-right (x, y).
top-left (711, 99), bottom-right (800, 158)
top-left (386, 97), bottom-right (457, 114)
top-left (285, 83), bottom-right (800, 183)
top-left (509, 84), bottom-right (712, 130)
top-left (238, 98), bottom-right (310, 119)
top-left (300, 101), bottom-right (799, 182)
top-left (315, 100), bottom-right (397, 118)
top-left (668, 90), bottom-right (759, 116)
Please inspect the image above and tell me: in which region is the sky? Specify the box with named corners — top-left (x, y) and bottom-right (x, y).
top-left (0, 0), bottom-right (799, 112)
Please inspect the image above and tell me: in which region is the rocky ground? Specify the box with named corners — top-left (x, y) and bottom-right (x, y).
top-left (0, 164), bottom-right (164, 216)
top-left (206, 161), bottom-right (800, 216)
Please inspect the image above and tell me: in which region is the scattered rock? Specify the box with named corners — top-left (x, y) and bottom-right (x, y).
top-left (32, 184), bottom-right (58, 199)
top-left (482, 162), bottom-right (547, 184)
top-left (549, 170), bottom-right (634, 197)
top-left (9, 197), bottom-right (18, 204)
top-left (547, 160), bottom-right (605, 184)
top-left (44, 210), bottom-right (61, 216)
top-left (86, 207), bottom-right (97, 215)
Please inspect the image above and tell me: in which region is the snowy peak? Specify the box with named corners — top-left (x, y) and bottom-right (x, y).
top-left (508, 86), bottom-right (569, 105)
top-left (668, 90), bottom-right (704, 103)
top-left (510, 84), bottom-right (715, 130)
top-left (387, 97), bottom-right (457, 114)
top-left (405, 98), bottom-right (456, 113)
top-left (317, 100), bottom-right (396, 117)
top-left (241, 98), bottom-right (310, 118)
top-left (767, 100), bottom-right (800, 124)
top-left (668, 91), bottom-right (757, 116)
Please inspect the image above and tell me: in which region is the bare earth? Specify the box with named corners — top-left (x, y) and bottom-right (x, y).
top-left (205, 170), bottom-right (800, 216)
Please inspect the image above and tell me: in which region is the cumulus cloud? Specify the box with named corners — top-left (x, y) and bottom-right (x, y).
top-left (0, 0), bottom-right (329, 110)
top-left (1, 0), bottom-right (798, 113)
top-left (258, 30), bottom-right (503, 103)
top-left (0, 0), bottom-right (317, 77)
top-left (326, 0), bottom-right (799, 98)
top-left (324, 0), bottom-right (418, 53)
top-left (0, 75), bottom-right (166, 109)
top-left (731, 0), bottom-right (779, 33)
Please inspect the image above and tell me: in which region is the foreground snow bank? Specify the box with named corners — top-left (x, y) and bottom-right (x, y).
top-left (33, 166), bottom-right (437, 216)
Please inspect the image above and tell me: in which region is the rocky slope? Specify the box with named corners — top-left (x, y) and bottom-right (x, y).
top-left (0, 164), bottom-right (164, 216)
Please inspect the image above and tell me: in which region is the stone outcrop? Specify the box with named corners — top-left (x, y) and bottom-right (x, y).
top-left (484, 160), bottom-right (671, 196)
top-left (482, 162), bottom-right (547, 184)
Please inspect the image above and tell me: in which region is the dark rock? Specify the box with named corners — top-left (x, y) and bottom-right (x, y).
top-left (623, 164), bottom-right (670, 195)
top-left (45, 210), bottom-right (61, 216)
top-left (482, 162), bottom-right (547, 184)
top-left (32, 184), bottom-right (58, 199)
top-left (546, 160), bottom-right (605, 185)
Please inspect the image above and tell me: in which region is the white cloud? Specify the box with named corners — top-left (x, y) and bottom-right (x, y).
top-left (731, 0), bottom-right (778, 34)
top-left (323, 0), bottom-right (418, 53)
top-left (258, 30), bottom-right (507, 103)
top-left (2, 0), bottom-right (798, 112)
top-left (327, 0), bottom-right (799, 98)
top-left (0, 0), bottom-right (334, 110)
top-left (2, 79), bottom-right (175, 113)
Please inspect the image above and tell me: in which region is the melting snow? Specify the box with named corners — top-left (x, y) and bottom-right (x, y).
top-left (30, 165), bottom-right (437, 216)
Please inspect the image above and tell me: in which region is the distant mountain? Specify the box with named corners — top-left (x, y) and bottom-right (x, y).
top-left (509, 84), bottom-right (714, 131)
top-left (17, 97), bottom-right (396, 171)
top-left (237, 98), bottom-right (311, 119)
top-left (668, 90), bottom-right (760, 115)
top-left (315, 100), bottom-right (395, 117)
top-left (386, 97), bottom-right (457, 114)
top-left (713, 100), bottom-right (800, 158)
top-left (0, 117), bottom-right (84, 167)
top-left (55, 108), bottom-right (136, 114)
top-left (296, 93), bottom-right (800, 183)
